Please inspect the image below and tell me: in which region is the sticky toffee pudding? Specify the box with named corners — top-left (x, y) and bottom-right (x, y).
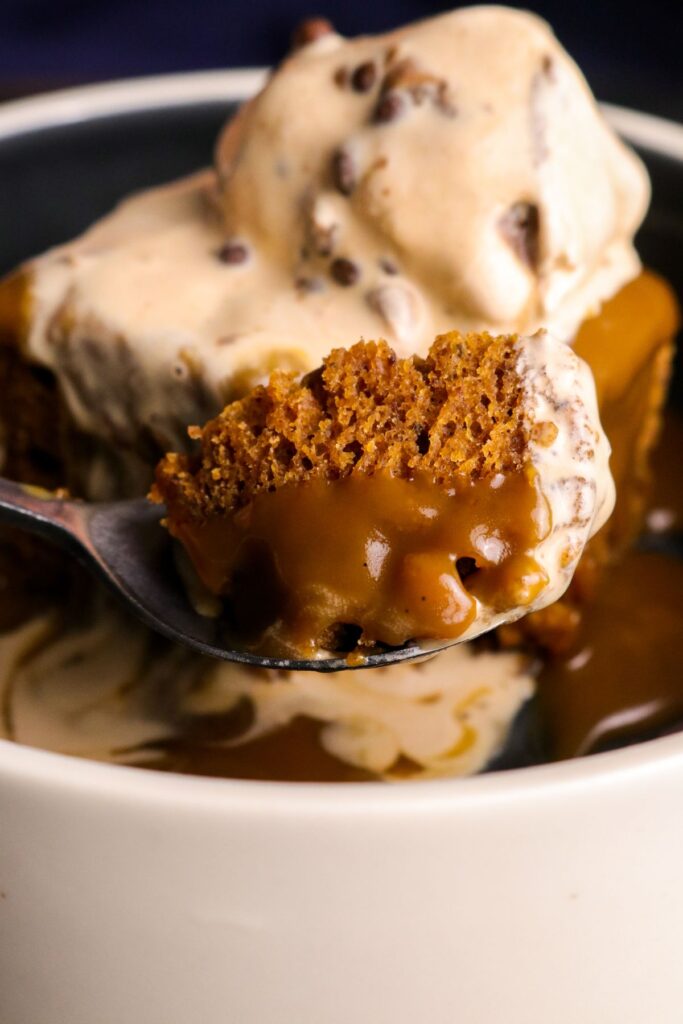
top-left (153, 331), bottom-right (613, 657)
top-left (0, 6), bottom-right (680, 781)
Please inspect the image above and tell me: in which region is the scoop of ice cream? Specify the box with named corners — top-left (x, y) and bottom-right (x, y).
top-left (13, 6), bottom-right (647, 502)
top-left (216, 5), bottom-right (648, 345)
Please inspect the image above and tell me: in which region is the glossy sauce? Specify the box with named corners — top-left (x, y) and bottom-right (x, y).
top-left (573, 270), bottom-right (679, 553)
top-left (172, 467), bottom-right (549, 656)
top-left (537, 548), bottom-right (683, 759)
top-left (537, 412), bottom-right (683, 760)
top-left (133, 715), bottom-right (374, 782)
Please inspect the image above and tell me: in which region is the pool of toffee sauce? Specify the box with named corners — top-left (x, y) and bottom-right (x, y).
top-left (173, 468), bottom-right (547, 658)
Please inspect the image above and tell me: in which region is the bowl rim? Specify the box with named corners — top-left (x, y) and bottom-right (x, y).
top-left (1, 69), bottom-right (682, 810)
top-left (1, 66), bottom-right (682, 160)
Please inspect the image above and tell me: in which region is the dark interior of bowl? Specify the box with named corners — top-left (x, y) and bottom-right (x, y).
top-left (0, 96), bottom-right (681, 772)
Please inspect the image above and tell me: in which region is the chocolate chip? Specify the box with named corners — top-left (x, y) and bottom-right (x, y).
top-left (541, 54), bottom-right (556, 80)
top-left (330, 257), bottom-right (360, 286)
top-left (379, 256), bottom-right (398, 275)
top-left (291, 17), bottom-right (334, 50)
top-left (383, 58), bottom-right (450, 105)
top-left (331, 148), bottom-right (356, 196)
top-left (499, 202), bottom-right (540, 271)
top-left (373, 91), bottom-right (405, 124)
top-left (307, 218), bottom-right (338, 257)
top-left (351, 61), bottom-right (377, 93)
top-left (217, 241), bottom-right (249, 265)
top-left (334, 66), bottom-right (349, 88)
top-left (435, 82), bottom-right (458, 118)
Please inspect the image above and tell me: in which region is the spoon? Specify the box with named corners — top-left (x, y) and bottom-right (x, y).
top-left (0, 477), bottom-right (454, 672)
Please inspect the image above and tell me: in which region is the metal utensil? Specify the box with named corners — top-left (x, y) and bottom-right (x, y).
top-left (0, 477), bottom-right (452, 671)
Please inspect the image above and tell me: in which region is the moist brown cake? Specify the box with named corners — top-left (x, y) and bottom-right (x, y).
top-left (151, 329), bottom-right (615, 657)
top-left (152, 332), bottom-right (529, 521)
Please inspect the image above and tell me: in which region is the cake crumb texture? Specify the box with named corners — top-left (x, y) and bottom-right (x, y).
top-left (154, 331), bottom-right (529, 520)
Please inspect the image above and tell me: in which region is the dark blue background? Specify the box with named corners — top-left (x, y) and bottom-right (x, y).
top-left (0, 0), bottom-right (681, 117)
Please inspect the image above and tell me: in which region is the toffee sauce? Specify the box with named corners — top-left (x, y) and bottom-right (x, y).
top-left (172, 468), bottom-right (548, 657)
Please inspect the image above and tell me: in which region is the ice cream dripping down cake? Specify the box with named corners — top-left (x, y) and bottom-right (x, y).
top-left (0, 6), bottom-right (679, 780)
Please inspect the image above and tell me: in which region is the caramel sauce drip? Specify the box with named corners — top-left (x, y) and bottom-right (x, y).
top-left (172, 467), bottom-right (549, 656)
top-left (574, 270), bottom-right (679, 554)
top-left (574, 272), bottom-right (679, 407)
top-left (0, 269), bottom-right (29, 349)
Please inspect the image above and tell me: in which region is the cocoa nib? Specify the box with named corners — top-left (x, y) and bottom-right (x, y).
top-left (499, 202), bottom-right (540, 271)
top-left (541, 54), bottom-right (557, 81)
top-left (295, 275), bottom-right (325, 294)
top-left (334, 66), bottom-right (349, 89)
top-left (383, 57), bottom-right (441, 96)
top-left (330, 257), bottom-right (361, 286)
top-left (435, 82), bottom-right (458, 118)
top-left (351, 61), bottom-right (377, 93)
top-left (307, 217), bottom-right (339, 258)
top-left (301, 365), bottom-right (328, 407)
top-left (388, 58), bottom-right (454, 111)
top-left (373, 58), bottom-right (456, 122)
top-left (331, 147), bottom-right (356, 195)
top-left (217, 240), bottom-right (250, 265)
top-left (291, 17), bottom-right (334, 50)
top-left (335, 60), bottom-right (377, 93)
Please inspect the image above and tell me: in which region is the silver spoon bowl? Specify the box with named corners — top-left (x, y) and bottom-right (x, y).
top-left (0, 477), bottom-right (454, 671)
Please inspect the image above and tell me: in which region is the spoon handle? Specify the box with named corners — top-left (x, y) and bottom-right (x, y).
top-left (0, 477), bottom-right (88, 551)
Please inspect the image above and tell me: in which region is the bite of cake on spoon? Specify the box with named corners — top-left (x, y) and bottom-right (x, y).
top-left (153, 328), bottom-right (614, 660)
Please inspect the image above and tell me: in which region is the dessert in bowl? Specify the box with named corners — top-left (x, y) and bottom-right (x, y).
top-left (0, 6), bottom-right (679, 779)
top-left (1, 7), bottom-right (683, 1021)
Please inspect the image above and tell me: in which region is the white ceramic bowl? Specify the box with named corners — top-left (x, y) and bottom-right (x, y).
top-left (1, 74), bottom-right (683, 1024)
